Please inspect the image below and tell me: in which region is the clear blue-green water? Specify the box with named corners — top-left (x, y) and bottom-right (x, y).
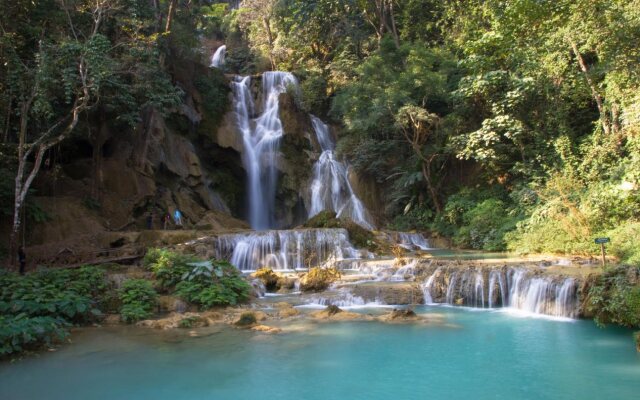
top-left (1, 307), bottom-right (639, 400)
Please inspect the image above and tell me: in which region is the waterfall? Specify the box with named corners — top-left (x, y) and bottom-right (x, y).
top-left (308, 115), bottom-right (375, 230)
top-left (213, 228), bottom-right (362, 271)
top-left (389, 260), bottom-right (418, 281)
top-left (231, 72), bottom-right (299, 229)
top-left (507, 271), bottom-right (577, 318)
top-left (417, 265), bottom-right (578, 318)
top-left (307, 291), bottom-right (370, 308)
top-left (422, 268), bottom-right (440, 305)
top-left (445, 272), bottom-right (459, 304)
top-left (396, 232), bottom-right (431, 250)
top-left (211, 45), bottom-right (226, 68)
top-left (488, 269), bottom-right (507, 308)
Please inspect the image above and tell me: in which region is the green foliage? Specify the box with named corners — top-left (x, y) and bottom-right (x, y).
top-left (194, 71), bottom-right (230, 137)
top-left (119, 279), bottom-right (157, 324)
top-left (144, 248), bottom-right (195, 289)
top-left (607, 222), bottom-right (640, 266)
top-left (0, 266), bottom-right (108, 356)
top-left (0, 315), bottom-right (68, 356)
top-left (146, 249), bottom-right (250, 310)
top-left (588, 266), bottom-right (640, 328)
top-left (453, 199), bottom-right (519, 251)
top-left (174, 260), bottom-right (251, 309)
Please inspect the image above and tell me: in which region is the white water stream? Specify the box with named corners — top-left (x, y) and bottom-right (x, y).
top-left (308, 116), bottom-right (374, 230)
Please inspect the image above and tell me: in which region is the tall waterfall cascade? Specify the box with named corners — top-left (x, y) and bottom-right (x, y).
top-left (230, 71), bottom-right (298, 229)
top-left (308, 116), bottom-right (375, 230)
top-left (211, 45), bottom-right (226, 68)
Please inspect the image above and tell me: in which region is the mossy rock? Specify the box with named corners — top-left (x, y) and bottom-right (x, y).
top-left (251, 268), bottom-right (281, 292)
top-left (300, 267), bottom-right (341, 292)
top-left (304, 211), bottom-right (379, 252)
top-left (304, 211), bottom-right (342, 229)
top-left (326, 305), bottom-right (342, 316)
top-left (635, 331), bottom-right (640, 353)
top-left (234, 312), bottom-right (257, 327)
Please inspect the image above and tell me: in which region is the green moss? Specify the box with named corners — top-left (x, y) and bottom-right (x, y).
top-left (304, 211), bottom-right (341, 228)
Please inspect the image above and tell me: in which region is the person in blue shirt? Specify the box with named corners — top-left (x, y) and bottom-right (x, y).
top-left (173, 209), bottom-right (183, 227)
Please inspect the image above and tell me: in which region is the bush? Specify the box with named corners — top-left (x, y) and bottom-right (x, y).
top-left (0, 266), bottom-right (108, 356)
top-left (119, 279), bottom-right (157, 323)
top-left (607, 222), bottom-right (640, 266)
top-left (453, 199), bottom-right (519, 251)
top-left (0, 315), bottom-right (68, 356)
top-left (174, 259), bottom-right (251, 309)
top-left (144, 248), bottom-right (195, 289)
top-left (588, 266), bottom-right (640, 328)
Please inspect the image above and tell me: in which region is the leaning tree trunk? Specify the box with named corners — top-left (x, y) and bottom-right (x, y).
top-left (568, 37), bottom-right (611, 135)
top-left (421, 161), bottom-right (442, 214)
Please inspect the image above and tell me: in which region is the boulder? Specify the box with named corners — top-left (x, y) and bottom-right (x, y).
top-left (377, 308), bottom-right (419, 323)
top-left (251, 268), bottom-right (281, 291)
top-left (234, 312), bottom-right (258, 328)
top-left (300, 267), bottom-right (341, 292)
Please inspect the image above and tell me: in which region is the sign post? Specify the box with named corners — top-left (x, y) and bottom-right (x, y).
top-left (594, 237), bottom-right (610, 267)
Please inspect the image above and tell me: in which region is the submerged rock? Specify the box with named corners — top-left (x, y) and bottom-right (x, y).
top-left (274, 302), bottom-right (300, 318)
top-left (377, 308), bottom-right (418, 322)
top-left (137, 312), bottom-right (215, 330)
top-left (310, 305), bottom-right (372, 321)
top-left (251, 325), bottom-right (282, 334)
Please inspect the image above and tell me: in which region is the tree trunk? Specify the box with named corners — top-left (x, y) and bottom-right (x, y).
top-left (568, 37), bottom-right (610, 135)
top-left (421, 161), bottom-right (442, 213)
top-left (165, 0), bottom-right (177, 32)
top-left (386, 0), bottom-right (400, 48)
top-left (263, 16), bottom-right (276, 70)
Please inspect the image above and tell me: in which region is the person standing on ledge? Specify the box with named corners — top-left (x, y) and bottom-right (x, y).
top-left (163, 213), bottom-right (170, 230)
top-left (147, 211), bottom-right (154, 230)
top-left (17, 247), bottom-right (26, 275)
top-left (174, 209), bottom-right (183, 228)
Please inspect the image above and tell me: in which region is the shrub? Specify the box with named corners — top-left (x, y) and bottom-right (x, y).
top-left (119, 279), bottom-right (157, 323)
top-left (0, 266), bottom-right (108, 356)
top-left (588, 266), bottom-right (640, 328)
top-left (607, 222), bottom-right (640, 266)
top-left (453, 199), bottom-right (519, 251)
top-left (174, 259), bottom-right (251, 309)
top-left (144, 248), bottom-right (195, 289)
top-left (0, 315), bottom-right (68, 356)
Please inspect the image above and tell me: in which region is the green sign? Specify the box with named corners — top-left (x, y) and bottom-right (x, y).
top-left (594, 237), bottom-right (610, 244)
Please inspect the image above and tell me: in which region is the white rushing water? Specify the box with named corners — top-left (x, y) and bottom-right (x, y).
top-left (211, 45), bottom-right (226, 68)
top-left (231, 72), bottom-right (298, 229)
top-left (308, 116), bottom-right (375, 230)
top-left (395, 232), bottom-right (431, 250)
top-left (212, 228), bottom-right (364, 271)
top-left (416, 266), bottom-right (578, 318)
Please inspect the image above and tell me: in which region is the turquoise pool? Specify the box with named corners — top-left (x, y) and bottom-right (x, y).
top-left (1, 306), bottom-right (638, 400)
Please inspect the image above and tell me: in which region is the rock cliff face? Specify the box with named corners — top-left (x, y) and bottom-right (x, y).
top-left (13, 60), bottom-right (248, 263)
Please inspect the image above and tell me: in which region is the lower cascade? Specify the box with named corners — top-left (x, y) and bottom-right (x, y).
top-left (211, 228), bottom-right (367, 271)
top-left (340, 261), bottom-right (581, 318)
